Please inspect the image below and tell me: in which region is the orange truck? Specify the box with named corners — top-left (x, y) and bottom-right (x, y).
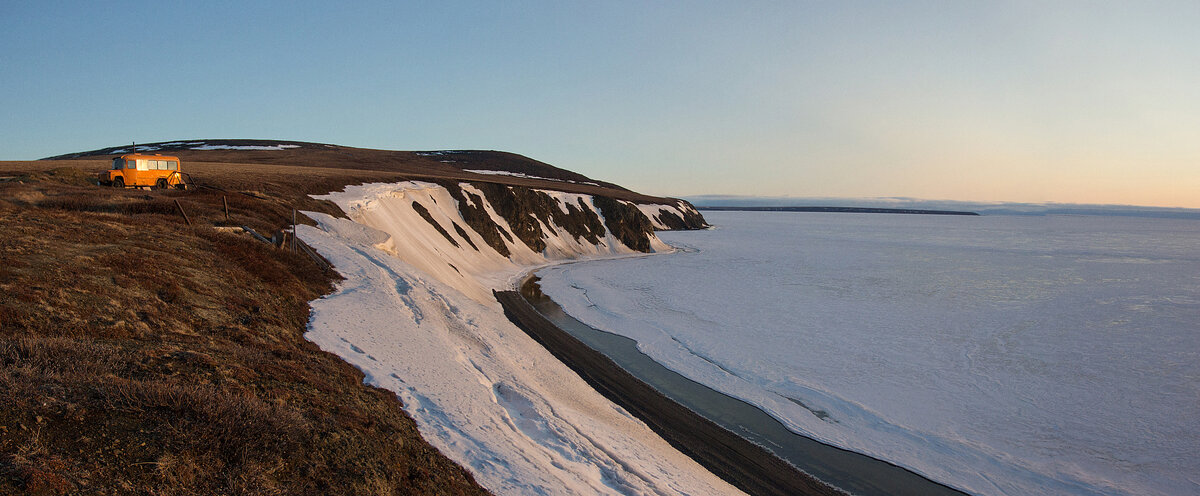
top-left (98, 153), bottom-right (190, 190)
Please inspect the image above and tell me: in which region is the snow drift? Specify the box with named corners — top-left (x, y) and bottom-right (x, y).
top-left (297, 181), bottom-right (737, 495)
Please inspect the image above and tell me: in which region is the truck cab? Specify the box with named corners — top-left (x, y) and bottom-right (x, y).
top-left (99, 153), bottom-right (188, 190)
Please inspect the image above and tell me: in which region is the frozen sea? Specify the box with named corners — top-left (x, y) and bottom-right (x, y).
top-left (537, 211), bottom-right (1200, 496)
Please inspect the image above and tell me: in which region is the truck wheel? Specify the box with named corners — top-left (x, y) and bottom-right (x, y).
top-left (113, 177), bottom-right (124, 188)
top-left (156, 178), bottom-right (168, 190)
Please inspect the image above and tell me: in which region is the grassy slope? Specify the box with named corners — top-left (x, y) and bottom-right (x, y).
top-left (0, 162), bottom-right (493, 495)
top-left (41, 140), bottom-right (678, 203)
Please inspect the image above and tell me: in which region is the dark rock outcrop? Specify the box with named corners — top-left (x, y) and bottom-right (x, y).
top-left (468, 183), bottom-right (613, 252)
top-left (436, 180), bottom-right (515, 258)
top-left (431, 180), bottom-right (698, 256)
top-left (468, 183), bottom-right (557, 253)
top-left (641, 200), bottom-right (709, 230)
top-left (592, 196), bottom-right (654, 252)
top-left (674, 200), bottom-right (709, 229)
top-left (411, 201), bottom-right (460, 248)
top-left (451, 222), bottom-right (480, 251)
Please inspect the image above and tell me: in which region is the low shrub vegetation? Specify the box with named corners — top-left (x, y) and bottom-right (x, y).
top-left (0, 164), bottom-right (488, 495)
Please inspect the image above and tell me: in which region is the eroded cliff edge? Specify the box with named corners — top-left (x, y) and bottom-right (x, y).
top-left (298, 180), bottom-right (741, 495)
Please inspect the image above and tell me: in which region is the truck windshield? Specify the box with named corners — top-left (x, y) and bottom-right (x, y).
top-left (112, 158), bottom-right (122, 170)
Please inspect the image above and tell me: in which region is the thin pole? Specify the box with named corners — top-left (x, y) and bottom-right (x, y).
top-left (174, 200), bottom-right (192, 226)
top-left (223, 196), bottom-right (229, 222)
top-left (292, 209), bottom-right (297, 252)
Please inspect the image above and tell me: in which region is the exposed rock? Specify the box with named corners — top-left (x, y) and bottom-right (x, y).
top-left (435, 180), bottom-right (513, 257)
top-left (451, 221), bottom-right (479, 251)
top-left (673, 200), bottom-right (709, 229)
top-left (642, 200), bottom-right (709, 230)
top-left (592, 196), bottom-right (654, 252)
top-left (470, 183), bottom-right (554, 252)
top-left (411, 201), bottom-right (460, 248)
top-left (562, 198), bottom-right (606, 245)
top-left (458, 183), bottom-right (612, 252)
top-left (422, 180), bottom-right (693, 256)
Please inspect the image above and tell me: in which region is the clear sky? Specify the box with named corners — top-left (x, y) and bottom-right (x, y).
top-left (3, 1), bottom-right (1198, 207)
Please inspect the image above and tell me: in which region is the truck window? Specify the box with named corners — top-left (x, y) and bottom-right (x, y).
top-left (112, 158), bottom-right (122, 170)
top-left (126, 160), bottom-right (135, 169)
top-left (168, 161), bottom-right (178, 170)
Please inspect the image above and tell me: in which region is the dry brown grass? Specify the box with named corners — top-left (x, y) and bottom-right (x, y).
top-left (18, 140), bottom-right (688, 205)
top-left (0, 163), bottom-right (489, 495)
top-left (0, 146), bottom-right (706, 495)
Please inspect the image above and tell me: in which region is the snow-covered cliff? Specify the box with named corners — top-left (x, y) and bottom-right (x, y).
top-left (297, 181), bottom-right (736, 495)
top-left (312, 181), bottom-right (689, 302)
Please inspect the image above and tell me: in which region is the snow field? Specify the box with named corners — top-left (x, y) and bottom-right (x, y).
top-left (298, 182), bottom-right (740, 495)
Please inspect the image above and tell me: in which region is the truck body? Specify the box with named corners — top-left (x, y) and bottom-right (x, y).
top-left (98, 153), bottom-right (188, 189)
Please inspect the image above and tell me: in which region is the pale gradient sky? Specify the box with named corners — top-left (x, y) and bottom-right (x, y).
top-left (3, 1), bottom-right (1198, 207)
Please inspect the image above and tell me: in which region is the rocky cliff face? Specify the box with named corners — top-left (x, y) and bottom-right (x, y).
top-left (636, 200), bottom-right (708, 231)
top-left (433, 180), bottom-right (706, 256)
top-left (311, 180), bottom-right (706, 303)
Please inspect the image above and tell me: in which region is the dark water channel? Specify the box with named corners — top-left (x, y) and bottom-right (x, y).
top-left (521, 277), bottom-right (967, 496)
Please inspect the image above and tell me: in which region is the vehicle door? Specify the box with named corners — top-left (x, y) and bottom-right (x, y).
top-left (134, 158), bottom-right (148, 185)
top-left (123, 158), bottom-right (136, 184)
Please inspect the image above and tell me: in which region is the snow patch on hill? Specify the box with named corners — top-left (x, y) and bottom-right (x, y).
top-left (465, 169), bottom-right (601, 186)
top-left (190, 144), bottom-right (300, 151)
top-left (109, 142), bottom-right (301, 153)
top-left (297, 182), bottom-right (735, 495)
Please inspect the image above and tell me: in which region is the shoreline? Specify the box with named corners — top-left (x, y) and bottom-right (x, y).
top-left (499, 275), bottom-right (969, 496)
top-left (495, 283), bottom-right (842, 496)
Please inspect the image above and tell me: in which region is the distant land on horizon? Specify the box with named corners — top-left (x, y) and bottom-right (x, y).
top-left (699, 206), bottom-right (980, 216)
top-left (686, 195), bottom-right (1200, 220)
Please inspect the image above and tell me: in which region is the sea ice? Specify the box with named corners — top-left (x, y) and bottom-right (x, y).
top-left (538, 211), bottom-right (1200, 496)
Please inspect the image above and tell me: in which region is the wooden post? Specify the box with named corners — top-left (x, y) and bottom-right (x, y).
top-left (241, 226), bottom-right (272, 244)
top-left (174, 200), bottom-right (192, 226)
top-left (292, 209), bottom-right (297, 252)
top-left (223, 196), bottom-right (229, 222)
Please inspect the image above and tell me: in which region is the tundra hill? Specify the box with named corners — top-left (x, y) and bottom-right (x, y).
top-left (45, 139), bottom-right (638, 198)
top-left (1, 141), bottom-right (703, 495)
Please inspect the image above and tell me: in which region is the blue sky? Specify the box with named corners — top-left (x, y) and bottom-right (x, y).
top-left (3, 1), bottom-right (1199, 207)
